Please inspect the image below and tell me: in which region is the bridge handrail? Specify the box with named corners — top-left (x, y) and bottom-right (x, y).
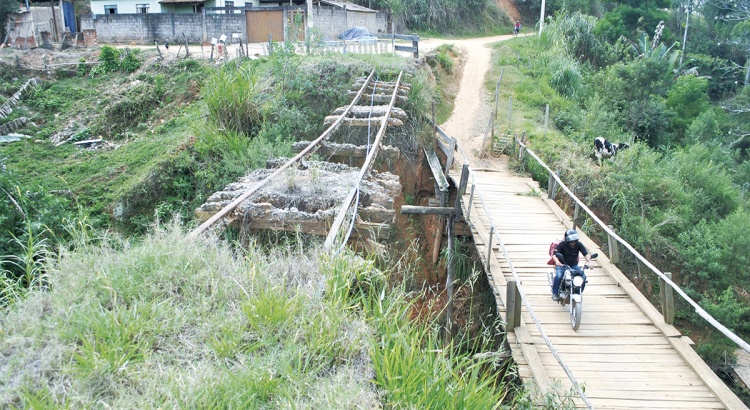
top-left (516, 138), bottom-right (750, 355)
top-left (446, 135), bottom-right (593, 407)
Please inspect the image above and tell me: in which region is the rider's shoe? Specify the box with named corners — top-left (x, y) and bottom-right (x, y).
top-left (552, 294), bottom-right (560, 302)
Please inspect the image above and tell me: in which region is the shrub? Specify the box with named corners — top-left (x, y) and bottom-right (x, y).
top-left (201, 61), bottom-right (271, 136)
top-left (92, 45), bottom-right (122, 75)
top-left (666, 75), bottom-right (710, 141)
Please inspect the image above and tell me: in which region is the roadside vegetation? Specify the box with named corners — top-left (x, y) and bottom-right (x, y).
top-left (489, 1), bottom-right (750, 395)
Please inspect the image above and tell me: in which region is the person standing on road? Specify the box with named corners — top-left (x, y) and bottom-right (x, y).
top-left (514, 21), bottom-right (521, 35)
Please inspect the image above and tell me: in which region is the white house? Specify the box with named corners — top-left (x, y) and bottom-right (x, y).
top-left (88, 0), bottom-right (310, 14)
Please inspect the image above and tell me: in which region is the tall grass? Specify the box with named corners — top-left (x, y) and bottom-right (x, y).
top-left (201, 61), bottom-right (272, 136)
top-left (1, 219), bottom-right (51, 307)
top-left (0, 219), bottom-right (520, 408)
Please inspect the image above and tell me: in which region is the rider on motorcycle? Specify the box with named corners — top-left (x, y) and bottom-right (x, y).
top-left (551, 229), bottom-right (592, 301)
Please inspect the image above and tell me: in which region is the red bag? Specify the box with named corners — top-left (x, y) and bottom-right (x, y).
top-left (546, 239), bottom-right (561, 266)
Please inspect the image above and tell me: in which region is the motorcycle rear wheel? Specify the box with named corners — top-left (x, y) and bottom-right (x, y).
top-left (571, 299), bottom-right (582, 331)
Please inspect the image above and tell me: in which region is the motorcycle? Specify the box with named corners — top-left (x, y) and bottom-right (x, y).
top-left (547, 252), bottom-right (598, 331)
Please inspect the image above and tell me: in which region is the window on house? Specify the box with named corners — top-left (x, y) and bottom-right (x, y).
top-left (225, 1), bottom-right (234, 14)
top-left (136, 4), bottom-right (149, 13)
top-left (104, 5), bottom-right (117, 14)
top-left (193, 4), bottom-right (203, 13)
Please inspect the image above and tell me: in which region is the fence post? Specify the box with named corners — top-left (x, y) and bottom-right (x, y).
top-left (659, 272), bottom-right (675, 325)
top-left (506, 280), bottom-right (521, 331)
top-left (573, 202), bottom-right (580, 229)
top-left (507, 96), bottom-right (513, 130)
top-left (412, 33), bottom-right (419, 58)
top-left (607, 224), bottom-right (619, 264)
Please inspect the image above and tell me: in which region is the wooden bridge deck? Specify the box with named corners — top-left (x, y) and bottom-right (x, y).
top-left (448, 165), bottom-right (747, 409)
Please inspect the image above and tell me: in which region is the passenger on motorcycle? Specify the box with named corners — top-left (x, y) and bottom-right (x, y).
top-left (551, 229), bottom-right (592, 301)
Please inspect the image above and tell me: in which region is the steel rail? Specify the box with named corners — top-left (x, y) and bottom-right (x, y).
top-left (187, 69), bottom-right (376, 239)
top-left (323, 71), bottom-right (403, 251)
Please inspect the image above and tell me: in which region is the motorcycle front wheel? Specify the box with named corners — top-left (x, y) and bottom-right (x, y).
top-left (571, 299), bottom-right (582, 331)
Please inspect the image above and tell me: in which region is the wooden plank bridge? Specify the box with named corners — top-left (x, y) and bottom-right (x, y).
top-left (444, 149), bottom-right (749, 409)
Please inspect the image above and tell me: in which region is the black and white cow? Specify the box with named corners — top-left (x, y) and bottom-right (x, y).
top-left (594, 137), bottom-right (629, 161)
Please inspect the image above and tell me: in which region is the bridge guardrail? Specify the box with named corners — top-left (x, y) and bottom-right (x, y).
top-left (515, 138), bottom-right (750, 356)
top-left (430, 117), bottom-right (750, 409)
top-left (426, 118), bottom-right (593, 407)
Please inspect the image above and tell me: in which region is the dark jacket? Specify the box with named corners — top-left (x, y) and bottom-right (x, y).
top-left (555, 241), bottom-right (589, 266)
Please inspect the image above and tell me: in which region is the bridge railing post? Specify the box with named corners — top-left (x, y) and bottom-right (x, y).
top-left (547, 169), bottom-right (560, 199)
top-left (659, 272), bottom-right (675, 325)
top-left (607, 224), bottom-right (619, 264)
top-left (486, 227), bottom-right (494, 272)
top-left (506, 280), bottom-right (521, 331)
top-left (466, 184), bottom-right (475, 221)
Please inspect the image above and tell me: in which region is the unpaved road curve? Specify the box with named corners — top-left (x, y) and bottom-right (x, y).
top-left (421, 34), bottom-right (517, 170)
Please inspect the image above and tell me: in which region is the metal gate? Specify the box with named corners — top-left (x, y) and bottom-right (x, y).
top-left (246, 9), bottom-right (284, 43)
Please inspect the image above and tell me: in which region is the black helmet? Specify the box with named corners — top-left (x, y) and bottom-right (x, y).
top-left (565, 229), bottom-right (580, 243)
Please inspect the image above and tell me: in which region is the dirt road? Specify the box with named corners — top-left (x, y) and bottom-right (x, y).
top-left (421, 34), bottom-right (515, 170)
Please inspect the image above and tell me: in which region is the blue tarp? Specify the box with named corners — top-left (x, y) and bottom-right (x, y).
top-left (0, 134), bottom-right (30, 144)
top-left (339, 27), bottom-right (378, 42)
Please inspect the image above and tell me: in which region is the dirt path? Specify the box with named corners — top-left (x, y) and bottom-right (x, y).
top-left (421, 35), bottom-right (516, 170)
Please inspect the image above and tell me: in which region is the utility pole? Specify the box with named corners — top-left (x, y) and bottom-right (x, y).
top-left (680, 0), bottom-right (691, 66)
top-left (539, 0), bottom-right (546, 35)
top-left (307, 0), bottom-right (312, 29)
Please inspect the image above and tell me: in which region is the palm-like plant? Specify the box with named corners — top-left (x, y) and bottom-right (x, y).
top-left (1, 219), bottom-right (51, 306)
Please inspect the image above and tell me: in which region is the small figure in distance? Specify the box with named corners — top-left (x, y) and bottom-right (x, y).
top-left (513, 21), bottom-right (521, 35)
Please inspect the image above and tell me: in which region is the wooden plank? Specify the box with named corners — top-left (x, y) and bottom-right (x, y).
top-left (423, 147), bottom-right (449, 193)
top-left (400, 205), bottom-right (453, 215)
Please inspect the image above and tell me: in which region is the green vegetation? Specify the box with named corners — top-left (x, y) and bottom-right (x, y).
top-left (351, 0), bottom-right (511, 35)
top-left (491, 5), bottom-right (750, 372)
top-left (426, 44), bottom-right (460, 123)
top-left (0, 221), bottom-right (522, 408)
top-left (0, 0), bottom-right (21, 41)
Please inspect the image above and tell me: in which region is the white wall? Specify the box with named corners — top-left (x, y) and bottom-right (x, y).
top-left (89, 0), bottom-right (260, 14)
top-left (90, 0), bottom-right (164, 14)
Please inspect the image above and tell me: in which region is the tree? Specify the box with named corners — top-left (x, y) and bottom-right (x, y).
top-left (666, 74), bottom-right (711, 140)
top-left (0, 0), bottom-right (22, 43)
top-left (706, 0), bottom-right (750, 21)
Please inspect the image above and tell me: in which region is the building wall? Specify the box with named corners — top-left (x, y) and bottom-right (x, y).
top-left (205, 13), bottom-right (247, 41)
top-left (311, 6), bottom-right (384, 40)
top-left (79, 4), bottom-right (387, 44)
top-left (80, 11), bottom-right (247, 43)
top-left (4, 11), bottom-right (38, 49)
